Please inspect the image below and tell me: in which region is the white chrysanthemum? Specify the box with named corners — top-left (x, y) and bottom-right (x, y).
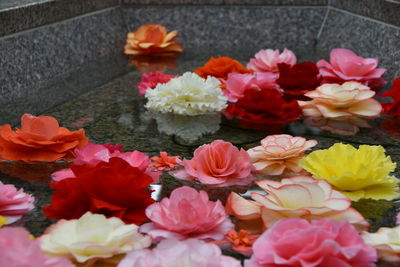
top-left (145, 72), bottom-right (228, 116)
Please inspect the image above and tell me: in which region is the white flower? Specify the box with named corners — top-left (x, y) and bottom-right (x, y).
top-left (40, 212), bottom-right (151, 263)
top-left (362, 226), bottom-right (400, 264)
top-left (145, 72), bottom-right (228, 116)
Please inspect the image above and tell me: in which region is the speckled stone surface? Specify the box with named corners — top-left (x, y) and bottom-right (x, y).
top-left (122, 0), bottom-right (326, 5)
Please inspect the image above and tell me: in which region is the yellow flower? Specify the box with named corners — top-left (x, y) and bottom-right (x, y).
top-left (300, 143), bottom-right (399, 201)
top-left (0, 216), bottom-right (7, 227)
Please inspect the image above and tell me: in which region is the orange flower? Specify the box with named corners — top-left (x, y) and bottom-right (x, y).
top-left (124, 24), bottom-right (183, 56)
top-left (150, 152), bottom-right (181, 171)
top-left (195, 56), bottom-right (253, 80)
top-left (0, 114), bottom-right (88, 162)
top-left (224, 229), bottom-right (259, 256)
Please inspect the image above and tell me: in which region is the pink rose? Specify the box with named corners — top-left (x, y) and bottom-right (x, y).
top-left (137, 71), bottom-right (177, 96)
top-left (0, 182), bottom-right (34, 224)
top-left (245, 218), bottom-right (377, 267)
top-left (118, 238), bottom-right (241, 267)
top-left (140, 186), bottom-right (233, 241)
top-left (247, 48), bottom-right (297, 73)
top-left (172, 140), bottom-right (255, 187)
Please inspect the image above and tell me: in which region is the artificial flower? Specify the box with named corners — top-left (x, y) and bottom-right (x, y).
top-left (145, 72), bottom-right (228, 116)
top-left (382, 77), bottom-right (400, 117)
top-left (44, 157), bottom-right (155, 224)
top-left (245, 218), bottom-right (377, 267)
top-left (0, 113), bottom-right (88, 162)
top-left (300, 143), bottom-right (399, 201)
top-left (226, 176), bottom-right (369, 231)
top-left (247, 134), bottom-right (317, 177)
top-left (0, 227), bottom-right (73, 267)
top-left (303, 115), bottom-right (370, 136)
top-left (195, 56), bottom-right (253, 80)
top-left (298, 81), bottom-right (382, 118)
top-left (172, 140), bottom-right (255, 187)
top-left (40, 212), bottom-right (151, 263)
top-left (118, 238), bottom-right (241, 267)
top-left (0, 216), bottom-right (7, 227)
top-left (0, 181), bottom-right (34, 224)
top-left (124, 24), bottom-right (183, 56)
top-left (128, 54), bottom-right (179, 73)
top-left (317, 48), bottom-right (386, 90)
top-left (137, 71), bottom-right (177, 96)
top-left (150, 151), bottom-right (181, 171)
top-left (141, 186), bottom-right (233, 241)
top-left (217, 229), bottom-right (259, 257)
top-left (247, 48), bottom-right (296, 73)
top-left (223, 88), bottom-right (302, 125)
top-left (276, 61), bottom-right (322, 96)
top-left (362, 225), bottom-right (400, 264)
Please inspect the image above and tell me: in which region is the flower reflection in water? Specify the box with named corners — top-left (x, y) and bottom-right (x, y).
top-left (128, 55), bottom-right (179, 73)
top-left (303, 115), bottom-right (371, 136)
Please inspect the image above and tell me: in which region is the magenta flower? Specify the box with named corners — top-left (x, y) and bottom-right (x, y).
top-left (140, 186), bottom-right (233, 241)
top-left (245, 218), bottom-right (377, 267)
top-left (137, 71), bottom-right (177, 96)
top-left (247, 48), bottom-right (297, 73)
top-left (0, 182), bottom-right (34, 224)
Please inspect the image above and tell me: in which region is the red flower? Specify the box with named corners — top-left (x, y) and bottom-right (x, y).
top-left (382, 78), bottom-right (400, 117)
top-left (44, 157), bottom-right (155, 224)
top-left (277, 62), bottom-right (322, 97)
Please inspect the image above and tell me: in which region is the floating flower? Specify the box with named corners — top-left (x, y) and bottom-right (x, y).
top-left (317, 48), bottom-right (386, 90)
top-left (362, 225), bottom-right (400, 264)
top-left (304, 115), bottom-right (370, 136)
top-left (226, 176), bottom-right (369, 231)
top-left (0, 216), bottom-right (7, 227)
top-left (217, 229), bottom-right (259, 257)
top-left (150, 152), bottom-right (181, 171)
top-left (382, 77), bottom-right (400, 117)
top-left (247, 134), bottom-right (317, 177)
top-left (44, 157), bottom-right (155, 224)
top-left (245, 218), bottom-right (377, 267)
top-left (299, 82), bottom-right (382, 119)
top-left (247, 48), bottom-right (296, 73)
top-left (195, 56), bottom-right (253, 80)
top-left (172, 140), bottom-right (255, 187)
top-left (300, 143), bottom-right (399, 201)
top-left (124, 24), bottom-right (183, 56)
top-left (0, 181), bottom-right (34, 224)
top-left (141, 186), bottom-right (233, 241)
top-left (40, 212), bottom-right (151, 264)
top-left (137, 71), bottom-right (177, 96)
top-left (145, 72), bottom-right (228, 115)
top-left (118, 238), bottom-right (241, 267)
top-left (0, 227), bottom-right (73, 267)
top-left (0, 114), bottom-right (88, 162)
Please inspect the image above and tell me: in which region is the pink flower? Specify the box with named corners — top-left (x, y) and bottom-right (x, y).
top-left (0, 227), bottom-right (73, 267)
top-left (118, 238), bottom-right (241, 267)
top-left (140, 186), bottom-right (233, 241)
top-left (150, 152), bottom-right (181, 171)
top-left (317, 48), bottom-right (386, 90)
top-left (0, 182), bottom-right (34, 224)
top-left (247, 48), bottom-right (297, 73)
top-left (73, 142), bottom-right (122, 165)
top-left (137, 71), bottom-right (177, 96)
top-left (246, 218), bottom-right (377, 267)
top-left (397, 213), bottom-right (400, 225)
top-left (172, 140), bottom-right (255, 187)
top-left (247, 134), bottom-right (317, 177)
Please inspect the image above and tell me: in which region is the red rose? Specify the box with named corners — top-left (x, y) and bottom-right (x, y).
top-left (382, 78), bottom-right (400, 117)
top-left (44, 157), bottom-right (155, 224)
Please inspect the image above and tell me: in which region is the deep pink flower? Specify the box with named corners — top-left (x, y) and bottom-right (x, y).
top-left (137, 71), bottom-right (177, 96)
top-left (247, 48), bottom-right (297, 73)
top-left (245, 218), bottom-right (377, 267)
top-left (172, 140), bottom-right (255, 187)
top-left (150, 152), bottom-right (181, 171)
top-left (140, 186), bottom-right (233, 241)
top-left (0, 182), bottom-right (34, 224)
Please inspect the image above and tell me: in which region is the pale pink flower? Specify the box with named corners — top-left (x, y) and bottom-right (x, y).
top-left (140, 186), bottom-right (233, 241)
top-left (363, 225), bottom-right (400, 264)
top-left (397, 213), bottom-right (400, 225)
top-left (137, 71), bottom-right (177, 96)
top-left (172, 140), bottom-right (255, 187)
top-left (247, 134), bottom-right (317, 177)
top-left (298, 81), bottom-right (382, 119)
top-left (150, 152), bottom-right (181, 171)
top-left (245, 218), bottom-right (377, 267)
top-left (0, 182), bottom-right (34, 224)
top-left (247, 48), bottom-right (297, 73)
top-left (0, 227), bottom-right (73, 267)
top-left (317, 48), bottom-right (386, 89)
top-left (118, 238), bottom-right (241, 267)
top-left (226, 176), bottom-right (369, 231)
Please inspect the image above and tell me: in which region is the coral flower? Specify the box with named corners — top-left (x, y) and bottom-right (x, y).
top-left (245, 218), bottom-right (377, 267)
top-left (218, 229), bottom-right (259, 256)
top-left (317, 48), bottom-right (386, 90)
top-left (137, 71), bottom-right (177, 96)
top-left (382, 77), bottom-right (400, 117)
top-left (124, 24), bottom-right (183, 56)
top-left (300, 143), bottom-right (399, 201)
top-left (247, 134), bottom-right (317, 177)
top-left (195, 56), bottom-right (253, 80)
top-left (150, 151), bottom-right (181, 171)
top-left (140, 186), bottom-right (233, 241)
top-left (247, 48), bottom-right (296, 73)
top-left (362, 225), bottom-right (400, 264)
top-left (40, 212), bottom-right (151, 264)
top-left (299, 81), bottom-right (382, 118)
top-left (172, 140), bottom-right (255, 187)
top-left (118, 238), bottom-right (241, 267)
top-left (0, 114), bottom-right (88, 162)
top-left (0, 181), bottom-right (34, 224)
top-left (226, 176), bottom-right (369, 231)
